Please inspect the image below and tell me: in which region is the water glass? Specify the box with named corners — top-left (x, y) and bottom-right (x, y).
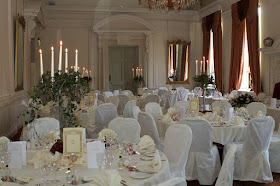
top-left (96, 153), bottom-right (105, 171)
top-left (40, 163), bottom-right (50, 185)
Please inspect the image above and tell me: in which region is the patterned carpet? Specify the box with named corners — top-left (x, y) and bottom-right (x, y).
top-left (187, 173), bottom-right (280, 186)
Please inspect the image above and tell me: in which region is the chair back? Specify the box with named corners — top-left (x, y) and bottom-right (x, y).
top-left (132, 106), bottom-right (141, 120)
top-left (145, 94), bottom-right (160, 105)
top-left (103, 91), bottom-right (114, 100)
top-left (174, 101), bottom-right (189, 112)
top-left (176, 86), bottom-right (185, 90)
top-left (117, 95), bottom-right (130, 115)
top-left (108, 117), bottom-right (141, 143)
top-left (246, 102), bottom-right (267, 117)
top-left (177, 89), bottom-right (189, 101)
top-left (158, 89), bottom-right (168, 97)
top-left (180, 117), bottom-right (213, 153)
top-left (113, 90), bottom-right (120, 96)
top-left (211, 100), bottom-right (232, 109)
top-left (32, 117), bottom-right (60, 141)
top-left (137, 112), bottom-right (162, 151)
top-left (95, 103), bottom-right (118, 134)
top-left (106, 96), bottom-right (120, 108)
top-left (243, 116), bottom-right (274, 151)
top-left (121, 90), bottom-right (133, 97)
top-left (123, 100), bottom-right (137, 118)
top-left (164, 124), bottom-right (192, 179)
top-left (98, 94), bottom-right (105, 103)
top-left (145, 102), bottom-right (163, 121)
top-left (193, 87), bottom-right (202, 97)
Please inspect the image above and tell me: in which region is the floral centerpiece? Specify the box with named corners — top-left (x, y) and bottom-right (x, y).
top-left (229, 94), bottom-right (256, 108)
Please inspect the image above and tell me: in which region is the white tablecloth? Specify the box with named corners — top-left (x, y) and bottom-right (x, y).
top-left (267, 107), bottom-right (280, 132)
top-left (157, 119), bottom-right (246, 145)
top-left (5, 150), bottom-right (170, 186)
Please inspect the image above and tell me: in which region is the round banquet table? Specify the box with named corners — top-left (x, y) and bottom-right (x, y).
top-left (5, 150), bottom-right (170, 186)
top-left (157, 119), bottom-right (247, 145)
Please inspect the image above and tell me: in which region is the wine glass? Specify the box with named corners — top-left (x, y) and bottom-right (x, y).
top-left (40, 160), bottom-right (50, 185)
top-left (96, 153), bottom-right (105, 171)
top-left (49, 162), bottom-right (60, 183)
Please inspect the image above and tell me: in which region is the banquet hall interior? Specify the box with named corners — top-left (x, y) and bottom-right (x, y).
top-left (1, 0), bottom-right (280, 185)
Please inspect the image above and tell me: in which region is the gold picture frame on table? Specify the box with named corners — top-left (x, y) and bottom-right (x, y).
top-left (189, 98), bottom-right (199, 112)
top-left (63, 128), bottom-right (84, 156)
top-left (14, 15), bottom-right (25, 91)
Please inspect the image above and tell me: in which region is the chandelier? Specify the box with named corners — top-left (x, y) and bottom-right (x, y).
top-left (138, 0), bottom-right (200, 11)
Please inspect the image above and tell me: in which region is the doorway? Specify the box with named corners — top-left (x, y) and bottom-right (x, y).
top-left (109, 46), bottom-right (138, 91)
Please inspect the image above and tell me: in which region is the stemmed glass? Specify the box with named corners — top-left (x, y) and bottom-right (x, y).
top-left (96, 153), bottom-right (105, 171)
top-left (48, 162), bottom-right (60, 183)
top-left (40, 159), bottom-right (50, 185)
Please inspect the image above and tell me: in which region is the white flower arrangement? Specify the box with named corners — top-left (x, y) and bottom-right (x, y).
top-left (97, 129), bottom-right (117, 141)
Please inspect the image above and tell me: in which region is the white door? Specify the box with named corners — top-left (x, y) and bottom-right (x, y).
top-left (109, 47), bottom-right (137, 91)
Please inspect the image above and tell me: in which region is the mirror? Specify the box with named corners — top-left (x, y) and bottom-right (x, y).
top-left (167, 40), bottom-right (190, 84)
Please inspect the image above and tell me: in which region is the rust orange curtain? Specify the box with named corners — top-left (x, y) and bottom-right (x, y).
top-left (228, 0), bottom-right (260, 94)
top-left (202, 11), bottom-right (223, 91)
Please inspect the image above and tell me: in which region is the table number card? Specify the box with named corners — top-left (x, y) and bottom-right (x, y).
top-left (87, 141), bottom-right (105, 169)
top-left (189, 98), bottom-right (199, 112)
top-left (63, 128), bottom-right (84, 156)
top-left (8, 141), bottom-right (26, 169)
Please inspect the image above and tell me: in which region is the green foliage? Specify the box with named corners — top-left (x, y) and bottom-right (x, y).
top-left (193, 73), bottom-right (215, 88)
top-left (230, 94), bottom-right (256, 108)
top-left (21, 69), bottom-right (90, 127)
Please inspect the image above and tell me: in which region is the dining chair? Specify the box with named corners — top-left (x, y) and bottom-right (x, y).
top-left (97, 94), bottom-right (105, 103)
top-left (106, 96), bottom-right (120, 108)
top-left (145, 94), bottom-right (160, 106)
top-left (117, 94), bottom-right (130, 115)
top-left (164, 124), bottom-right (192, 180)
top-left (123, 100), bottom-right (136, 118)
top-left (137, 111), bottom-right (163, 151)
top-left (174, 101), bottom-right (189, 113)
top-left (132, 106), bottom-right (141, 120)
top-left (180, 117), bottom-right (221, 185)
top-left (108, 117), bottom-right (141, 143)
top-left (159, 87), bottom-right (168, 91)
top-left (121, 90), bottom-right (134, 97)
top-left (176, 89), bottom-right (189, 101)
top-left (113, 89), bottom-right (120, 96)
top-left (246, 102), bottom-right (267, 117)
top-left (222, 116), bottom-right (275, 183)
top-left (145, 102), bottom-right (163, 122)
top-left (102, 91), bottom-right (114, 100)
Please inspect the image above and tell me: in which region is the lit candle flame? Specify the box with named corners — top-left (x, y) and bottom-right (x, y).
top-left (65, 48), bottom-right (68, 53)
top-left (51, 46), bottom-right (54, 51)
top-left (60, 41), bottom-right (63, 46)
top-left (75, 49), bottom-right (78, 54)
top-left (39, 49), bottom-right (42, 54)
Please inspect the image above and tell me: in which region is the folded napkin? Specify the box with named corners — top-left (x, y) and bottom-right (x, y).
top-left (138, 135), bottom-right (155, 150)
top-left (231, 116), bottom-right (245, 126)
top-left (257, 110), bottom-right (264, 116)
top-left (0, 136), bottom-right (10, 146)
top-left (82, 170), bottom-right (122, 186)
top-left (152, 150), bottom-right (161, 172)
top-left (16, 176), bottom-right (32, 183)
top-left (28, 151), bottom-right (60, 169)
top-left (162, 115), bottom-right (173, 124)
top-left (97, 129), bottom-right (117, 141)
top-left (167, 108), bottom-right (176, 117)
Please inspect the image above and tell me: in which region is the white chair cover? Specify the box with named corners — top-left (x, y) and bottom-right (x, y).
top-left (156, 177), bottom-right (187, 186)
top-left (108, 117), bottom-right (141, 143)
top-left (163, 93), bottom-right (176, 114)
top-left (193, 87), bottom-right (202, 97)
top-left (121, 90), bottom-right (133, 97)
top-left (98, 94), bottom-right (105, 103)
top-left (159, 87), bottom-right (168, 91)
top-left (158, 89), bottom-right (168, 98)
top-left (246, 102), bottom-right (267, 117)
top-left (145, 102), bottom-right (163, 121)
top-left (143, 90), bottom-right (154, 96)
top-left (180, 118), bottom-right (221, 185)
top-left (223, 116), bottom-right (275, 183)
top-left (145, 95), bottom-right (160, 106)
top-left (176, 86), bottom-right (185, 90)
top-left (257, 92), bottom-right (266, 102)
top-left (113, 90), bottom-right (120, 96)
top-left (103, 91), bottom-right (114, 100)
top-left (228, 90), bottom-right (238, 99)
top-left (123, 100), bottom-right (137, 118)
top-left (269, 135), bottom-right (280, 173)
top-left (164, 124), bottom-right (192, 179)
top-left (132, 106), bottom-right (141, 120)
top-left (211, 100), bottom-right (232, 109)
top-left (137, 112), bottom-right (163, 151)
top-left (177, 89), bottom-right (189, 101)
top-left (94, 103), bottom-right (118, 137)
top-left (106, 96), bottom-right (120, 108)
top-left (20, 117), bottom-right (60, 142)
top-left (117, 95), bottom-right (130, 115)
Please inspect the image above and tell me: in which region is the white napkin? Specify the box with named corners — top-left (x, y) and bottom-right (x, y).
top-left (257, 110), bottom-right (264, 116)
top-left (82, 170), bottom-right (122, 186)
top-left (152, 149), bottom-right (161, 172)
top-left (231, 116), bottom-right (245, 126)
top-left (16, 176), bottom-right (32, 183)
top-left (97, 129), bottom-right (117, 141)
top-left (138, 135), bottom-right (155, 150)
top-left (162, 115), bottom-right (173, 124)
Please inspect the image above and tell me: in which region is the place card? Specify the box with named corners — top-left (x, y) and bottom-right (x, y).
top-left (224, 107), bottom-right (234, 121)
top-left (189, 98), bottom-right (199, 112)
top-left (87, 141), bottom-right (105, 169)
top-left (63, 128), bottom-right (84, 156)
top-left (8, 141), bottom-right (26, 169)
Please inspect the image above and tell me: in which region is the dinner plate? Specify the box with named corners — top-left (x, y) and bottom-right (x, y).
top-left (129, 171), bottom-right (153, 179)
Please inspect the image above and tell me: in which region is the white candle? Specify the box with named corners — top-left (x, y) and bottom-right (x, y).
top-left (89, 70), bottom-right (92, 77)
top-left (136, 67), bottom-right (138, 77)
top-left (141, 69), bottom-right (143, 77)
top-left (132, 68), bottom-right (134, 77)
top-left (51, 46), bottom-right (54, 78)
top-left (58, 41), bottom-right (63, 74)
top-left (75, 49), bottom-right (78, 72)
top-left (207, 60), bottom-right (210, 75)
top-left (39, 49), bottom-right (43, 78)
top-left (82, 67), bottom-right (85, 77)
top-left (200, 60), bottom-right (203, 74)
top-left (65, 48), bottom-right (68, 73)
top-left (203, 56), bottom-right (205, 73)
top-left (195, 60), bottom-right (198, 76)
